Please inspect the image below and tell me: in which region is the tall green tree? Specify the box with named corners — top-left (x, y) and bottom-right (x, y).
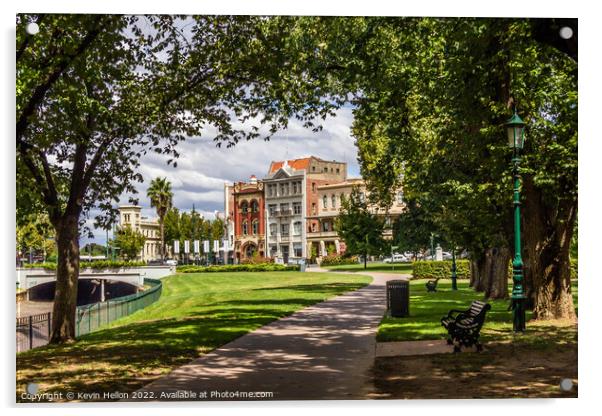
top-left (16, 15), bottom-right (343, 343)
top-left (113, 225), bottom-right (146, 260)
top-left (336, 187), bottom-right (386, 269)
top-left (146, 177), bottom-right (173, 261)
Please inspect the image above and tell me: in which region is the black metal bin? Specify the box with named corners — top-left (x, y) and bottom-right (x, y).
top-left (386, 279), bottom-right (409, 317)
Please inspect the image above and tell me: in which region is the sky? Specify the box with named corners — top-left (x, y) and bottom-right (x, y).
top-left (81, 106), bottom-right (359, 246)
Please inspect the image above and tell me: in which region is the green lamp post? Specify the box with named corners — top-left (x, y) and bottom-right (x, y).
top-left (451, 248), bottom-right (458, 291)
top-left (506, 110), bottom-right (527, 332)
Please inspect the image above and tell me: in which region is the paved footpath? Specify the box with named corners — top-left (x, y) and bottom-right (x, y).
top-left (135, 271), bottom-right (408, 401)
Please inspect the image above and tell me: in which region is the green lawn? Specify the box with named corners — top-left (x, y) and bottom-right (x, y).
top-left (377, 279), bottom-right (578, 343)
top-left (17, 271), bottom-right (371, 400)
top-left (323, 261), bottom-right (413, 274)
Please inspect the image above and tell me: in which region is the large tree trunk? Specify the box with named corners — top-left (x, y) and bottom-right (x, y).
top-left (522, 178), bottom-right (577, 320)
top-left (484, 247), bottom-right (510, 299)
top-left (470, 247), bottom-right (510, 299)
top-left (50, 214), bottom-right (80, 343)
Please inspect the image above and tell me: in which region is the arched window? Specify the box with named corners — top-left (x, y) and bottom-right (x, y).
top-left (242, 220), bottom-right (248, 235)
top-left (322, 195), bottom-right (328, 209)
top-left (252, 219), bottom-right (259, 235)
top-left (331, 194), bottom-right (336, 208)
top-left (241, 201), bottom-right (248, 214)
top-left (251, 200), bottom-right (259, 213)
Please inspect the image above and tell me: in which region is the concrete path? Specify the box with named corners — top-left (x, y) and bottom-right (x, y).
top-left (135, 270), bottom-right (410, 401)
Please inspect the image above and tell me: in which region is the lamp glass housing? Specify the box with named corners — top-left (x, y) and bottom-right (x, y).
top-left (505, 112), bottom-right (526, 150)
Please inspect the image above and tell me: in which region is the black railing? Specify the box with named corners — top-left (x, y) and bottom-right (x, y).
top-left (16, 278), bottom-right (162, 353)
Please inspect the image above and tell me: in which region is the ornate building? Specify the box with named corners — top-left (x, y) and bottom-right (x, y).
top-left (225, 175), bottom-right (266, 263)
top-left (306, 179), bottom-right (405, 258)
top-left (118, 205), bottom-right (161, 262)
top-left (264, 157), bottom-right (347, 263)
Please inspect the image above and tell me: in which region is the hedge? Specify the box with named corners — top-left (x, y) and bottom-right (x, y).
top-left (412, 260), bottom-right (471, 280)
top-left (320, 255), bottom-right (359, 267)
top-left (177, 264), bottom-right (300, 273)
top-left (21, 260), bottom-right (147, 271)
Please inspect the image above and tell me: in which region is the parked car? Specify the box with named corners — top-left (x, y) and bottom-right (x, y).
top-left (164, 259), bottom-right (178, 266)
top-left (383, 253), bottom-right (409, 263)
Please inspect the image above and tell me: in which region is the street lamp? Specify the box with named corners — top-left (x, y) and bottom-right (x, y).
top-left (451, 248), bottom-right (458, 291)
top-left (506, 109), bottom-right (526, 332)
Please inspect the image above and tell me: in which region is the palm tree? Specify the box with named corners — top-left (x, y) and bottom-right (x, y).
top-left (147, 177), bottom-right (173, 261)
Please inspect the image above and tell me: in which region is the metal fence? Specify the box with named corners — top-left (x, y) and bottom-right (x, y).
top-left (16, 278), bottom-right (162, 353)
top-left (75, 278), bottom-right (162, 336)
top-left (16, 312), bottom-right (51, 352)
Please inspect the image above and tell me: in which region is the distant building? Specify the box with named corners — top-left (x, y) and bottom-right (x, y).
top-left (118, 205), bottom-right (161, 262)
top-left (224, 175), bottom-right (266, 263)
top-left (307, 179), bottom-right (405, 257)
top-left (263, 157), bottom-right (347, 263)
top-left (223, 155), bottom-right (405, 264)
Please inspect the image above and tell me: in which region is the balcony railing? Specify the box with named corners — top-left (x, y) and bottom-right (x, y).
top-left (276, 209), bottom-right (292, 217)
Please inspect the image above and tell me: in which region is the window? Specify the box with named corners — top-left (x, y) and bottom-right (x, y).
top-left (270, 245), bottom-right (277, 255)
top-left (293, 243), bottom-right (303, 257)
top-left (242, 220), bottom-right (248, 235)
top-left (322, 221), bottom-right (331, 232)
top-left (280, 203), bottom-right (289, 213)
top-left (336, 168), bottom-right (340, 174)
top-left (323, 167), bottom-right (328, 172)
top-left (312, 166), bottom-right (316, 172)
top-left (251, 200), bottom-right (259, 213)
top-left (268, 204), bottom-right (277, 216)
top-left (269, 223), bottom-right (277, 235)
top-left (280, 182), bottom-right (289, 196)
top-left (293, 221), bottom-right (302, 235)
top-left (281, 223), bottom-right (289, 236)
top-left (322, 195), bottom-right (328, 209)
top-left (397, 191), bottom-right (404, 204)
top-left (311, 203), bottom-right (317, 215)
top-left (252, 219), bottom-right (258, 235)
top-left (331, 194), bottom-right (336, 208)
top-left (312, 182), bottom-right (316, 192)
top-left (124, 214), bottom-right (130, 222)
top-left (241, 201), bottom-right (248, 213)
top-left (293, 202), bottom-right (302, 215)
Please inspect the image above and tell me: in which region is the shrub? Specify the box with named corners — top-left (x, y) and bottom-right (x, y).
top-left (320, 255), bottom-right (359, 267)
top-left (412, 260), bottom-right (471, 280)
top-left (21, 260), bottom-right (147, 270)
top-left (241, 254), bottom-right (274, 265)
top-left (177, 264), bottom-right (300, 273)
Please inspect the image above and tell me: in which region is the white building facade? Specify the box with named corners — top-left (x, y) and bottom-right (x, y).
top-left (263, 164), bottom-right (307, 264)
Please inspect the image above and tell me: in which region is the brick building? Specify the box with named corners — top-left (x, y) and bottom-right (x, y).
top-left (224, 175), bottom-right (266, 263)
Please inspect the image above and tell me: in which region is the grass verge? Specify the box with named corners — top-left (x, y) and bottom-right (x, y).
top-left (323, 262), bottom-right (413, 274)
top-left (377, 279), bottom-right (578, 342)
top-left (17, 271), bottom-right (370, 401)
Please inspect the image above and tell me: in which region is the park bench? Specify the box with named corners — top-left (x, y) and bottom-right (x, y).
top-left (425, 278), bottom-right (440, 292)
top-left (441, 300), bottom-right (491, 352)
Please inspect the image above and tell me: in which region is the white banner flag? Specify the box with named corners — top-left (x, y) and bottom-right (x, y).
top-left (213, 240), bottom-right (220, 252)
top-left (203, 240), bottom-right (209, 253)
top-left (174, 240), bottom-right (180, 254)
top-left (194, 240), bottom-right (200, 254)
top-left (184, 240), bottom-right (190, 254)
top-left (222, 239), bottom-right (229, 251)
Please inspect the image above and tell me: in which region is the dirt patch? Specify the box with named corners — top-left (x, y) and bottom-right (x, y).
top-left (368, 324), bottom-right (577, 399)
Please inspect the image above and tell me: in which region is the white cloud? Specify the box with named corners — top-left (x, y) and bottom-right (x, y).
top-left (83, 107), bottom-right (357, 244)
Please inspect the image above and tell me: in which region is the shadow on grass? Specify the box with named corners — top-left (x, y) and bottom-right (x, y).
top-left (16, 278), bottom-right (372, 401)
